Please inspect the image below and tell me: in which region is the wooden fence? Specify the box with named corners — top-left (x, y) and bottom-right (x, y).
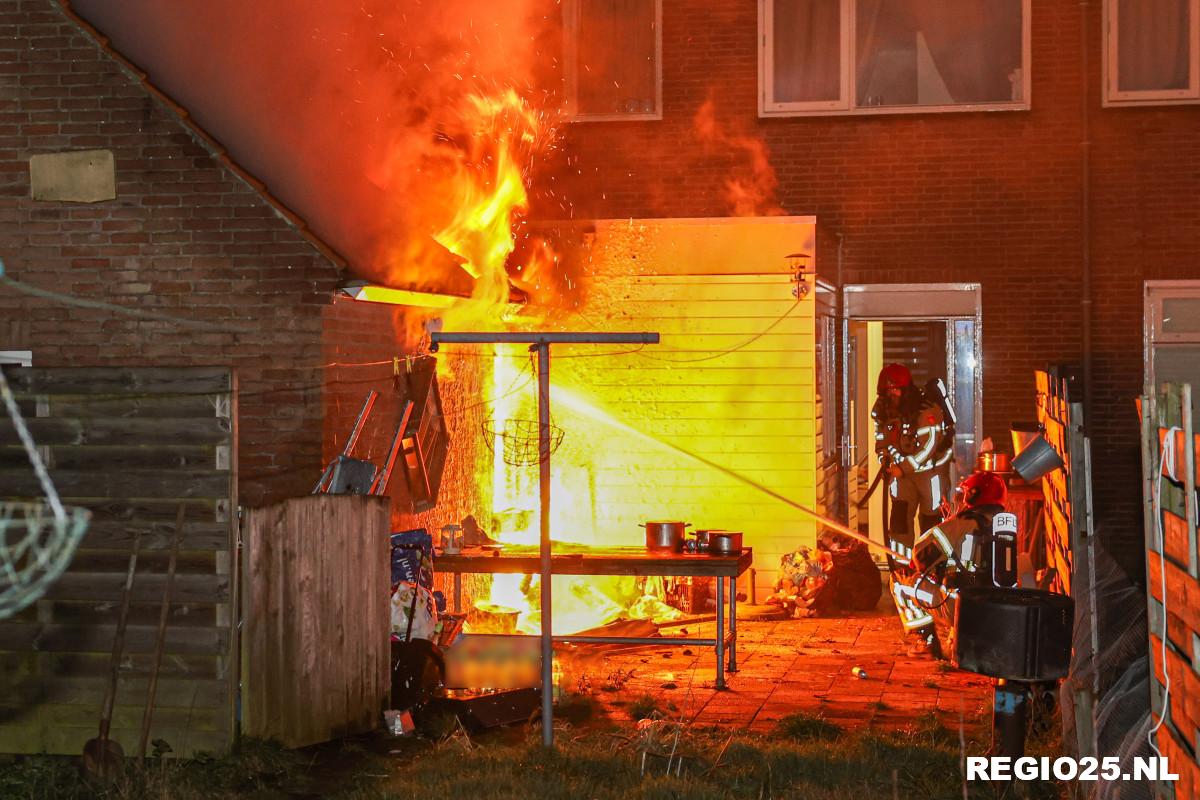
top-left (0, 367), bottom-right (237, 757)
top-left (1033, 368), bottom-right (1098, 761)
top-left (1034, 369), bottom-right (1091, 597)
top-left (1141, 383), bottom-right (1200, 799)
top-left (241, 495), bottom-right (390, 749)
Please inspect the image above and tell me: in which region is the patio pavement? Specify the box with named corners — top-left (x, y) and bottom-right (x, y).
top-left (575, 606), bottom-right (994, 735)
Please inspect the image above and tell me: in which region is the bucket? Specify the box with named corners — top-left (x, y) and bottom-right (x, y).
top-left (1010, 422), bottom-right (1041, 457)
top-left (1011, 434), bottom-right (1064, 482)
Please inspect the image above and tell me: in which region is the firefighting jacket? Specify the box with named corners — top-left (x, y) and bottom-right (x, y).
top-left (872, 394), bottom-right (954, 476)
top-left (910, 505), bottom-right (1017, 588)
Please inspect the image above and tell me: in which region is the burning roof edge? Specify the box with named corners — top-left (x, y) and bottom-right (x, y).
top-left (54, 0), bottom-right (351, 276)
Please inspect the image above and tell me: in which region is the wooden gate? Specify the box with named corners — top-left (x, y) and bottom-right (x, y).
top-left (0, 367), bottom-right (237, 756)
top-left (240, 495), bottom-right (390, 748)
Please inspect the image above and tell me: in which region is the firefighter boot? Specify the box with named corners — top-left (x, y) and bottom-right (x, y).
top-left (906, 625), bottom-right (943, 659)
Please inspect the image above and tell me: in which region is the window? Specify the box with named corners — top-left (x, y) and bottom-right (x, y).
top-left (564, 0), bottom-right (662, 121)
top-left (760, 0), bottom-right (1030, 116)
top-left (1146, 282), bottom-right (1200, 418)
top-left (1104, 0), bottom-right (1200, 105)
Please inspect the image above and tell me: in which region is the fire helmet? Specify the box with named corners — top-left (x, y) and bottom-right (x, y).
top-left (877, 363), bottom-right (913, 394)
top-left (959, 470), bottom-right (1008, 508)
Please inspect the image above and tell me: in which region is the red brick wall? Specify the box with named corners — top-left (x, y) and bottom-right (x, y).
top-left (534, 0), bottom-right (1200, 571)
top-left (0, 0), bottom-right (342, 505)
top-left (320, 296), bottom-right (488, 534)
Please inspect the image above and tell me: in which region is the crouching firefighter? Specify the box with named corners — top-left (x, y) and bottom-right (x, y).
top-left (871, 363), bottom-right (956, 566)
top-left (891, 471), bottom-right (1019, 657)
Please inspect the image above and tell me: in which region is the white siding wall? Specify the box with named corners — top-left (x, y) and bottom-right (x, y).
top-left (553, 217), bottom-right (819, 597)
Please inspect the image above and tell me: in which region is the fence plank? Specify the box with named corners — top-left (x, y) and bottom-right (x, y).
top-left (3, 366), bottom-right (233, 395)
top-left (0, 417), bottom-right (232, 447)
top-left (0, 366), bottom-right (235, 758)
top-left (1142, 383), bottom-right (1200, 799)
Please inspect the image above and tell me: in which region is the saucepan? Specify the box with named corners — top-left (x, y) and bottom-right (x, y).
top-left (707, 531), bottom-right (743, 556)
top-left (691, 529), bottom-right (735, 553)
top-left (976, 452), bottom-right (1011, 473)
top-left (641, 520), bottom-right (690, 552)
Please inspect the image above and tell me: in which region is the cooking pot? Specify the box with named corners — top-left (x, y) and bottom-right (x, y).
top-left (641, 520), bottom-right (690, 552)
top-left (976, 451), bottom-right (1011, 473)
top-left (691, 529), bottom-right (726, 551)
top-left (707, 531), bottom-right (743, 556)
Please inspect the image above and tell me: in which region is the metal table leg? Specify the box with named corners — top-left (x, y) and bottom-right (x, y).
top-left (454, 572), bottom-right (462, 614)
top-left (716, 576), bottom-right (726, 689)
top-left (728, 575), bottom-right (738, 672)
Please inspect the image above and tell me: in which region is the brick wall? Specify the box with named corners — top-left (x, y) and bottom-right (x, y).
top-left (0, 0), bottom-right (343, 505)
top-left (534, 0), bottom-right (1200, 571)
top-left (319, 296), bottom-right (488, 533)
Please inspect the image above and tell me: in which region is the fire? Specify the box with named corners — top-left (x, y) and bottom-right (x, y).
top-left (475, 346), bottom-right (681, 635)
top-left (432, 89), bottom-right (549, 308)
top-left (400, 88), bottom-right (682, 636)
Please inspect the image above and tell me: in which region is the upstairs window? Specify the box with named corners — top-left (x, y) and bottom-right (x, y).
top-left (761, 0), bottom-right (1030, 116)
top-left (1104, 0), bottom-right (1200, 105)
top-left (564, 0), bottom-right (662, 121)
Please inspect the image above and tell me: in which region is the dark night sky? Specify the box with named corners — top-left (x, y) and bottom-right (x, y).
top-left (69, 0), bottom-right (560, 290)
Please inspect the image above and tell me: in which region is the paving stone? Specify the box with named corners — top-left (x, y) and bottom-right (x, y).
top-left (585, 610), bottom-right (991, 736)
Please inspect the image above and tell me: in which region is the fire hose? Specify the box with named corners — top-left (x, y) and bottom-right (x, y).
top-left (651, 438), bottom-right (905, 561)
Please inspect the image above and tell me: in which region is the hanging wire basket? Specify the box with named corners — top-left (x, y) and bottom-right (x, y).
top-left (0, 502), bottom-right (91, 619)
top-left (483, 418), bottom-right (565, 466)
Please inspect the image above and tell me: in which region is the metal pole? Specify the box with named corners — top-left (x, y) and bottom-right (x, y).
top-left (536, 342), bottom-right (554, 747)
top-left (431, 331), bottom-right (659, 348)
top-left (728, 576), bottom-right (737, 672)
top-left (715, 577), bottom-right (725, 690)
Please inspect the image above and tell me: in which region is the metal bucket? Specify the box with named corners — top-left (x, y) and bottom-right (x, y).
top-left (1010, 422), bottom-right (1041, 457)
top-left (1011, 435), bottom-right (1064, 482)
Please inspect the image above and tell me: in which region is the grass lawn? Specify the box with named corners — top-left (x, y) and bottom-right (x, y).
top-left (0, 705), bottom-right (1065, 799)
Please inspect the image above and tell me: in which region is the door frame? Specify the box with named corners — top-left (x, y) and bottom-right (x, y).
top-left (840, 283), bottom-right (984, 540)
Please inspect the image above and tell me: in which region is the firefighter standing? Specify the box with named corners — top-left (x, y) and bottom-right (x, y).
top-left (871, 363), bottom-right (955, 564)
top-left (891, 470), bottom-right (1018, 657)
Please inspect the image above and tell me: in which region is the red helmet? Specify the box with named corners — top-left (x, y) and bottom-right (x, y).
top-left (959, 471), bottom-right (1008, 508)
top-left (877, 363), bottom-right (913, 394)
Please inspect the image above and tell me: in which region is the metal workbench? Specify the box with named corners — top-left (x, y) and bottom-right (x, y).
top-left (436, 546), bottom-right (753, 689)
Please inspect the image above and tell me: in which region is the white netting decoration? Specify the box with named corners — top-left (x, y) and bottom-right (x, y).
top-left (0, 369), bottom-right (90, 618)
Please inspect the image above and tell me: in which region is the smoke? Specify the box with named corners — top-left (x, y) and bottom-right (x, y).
top-left (693, 96), bottom-right (784, 217)
top-left (69, 0), bottom-right (563, 291)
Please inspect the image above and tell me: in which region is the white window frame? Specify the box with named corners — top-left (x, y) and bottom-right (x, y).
top-left (759, 0), bottom-right (1032, 117)
top-left (564, 0), bottom-right (663, 122)
top-left (1144, 280), bottom-right (1200, 409)
top-left (1103, 0), bottom-right (1200, 106)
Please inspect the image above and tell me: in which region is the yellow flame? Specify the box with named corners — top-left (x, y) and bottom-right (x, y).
top-left (466, 347), bottom-right (683, 634)
top-left (428, 91), bottom-right (683, 636)
top-left (433, 89), bottom-right (544, 307)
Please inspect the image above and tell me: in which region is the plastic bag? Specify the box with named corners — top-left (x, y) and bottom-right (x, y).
top-left (391, 581), bottom-right (439, 642)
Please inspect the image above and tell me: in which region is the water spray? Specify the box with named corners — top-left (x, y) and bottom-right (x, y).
top-left (553, 387), bottom-right (904, 561)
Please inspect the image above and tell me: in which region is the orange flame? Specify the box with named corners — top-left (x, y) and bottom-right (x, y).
top-left (432, 89), bottom-right (549, 308)
top-left (409, 90), bottom-right (680, 636)
top-left (694, 97), bottom-right (784, 217)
